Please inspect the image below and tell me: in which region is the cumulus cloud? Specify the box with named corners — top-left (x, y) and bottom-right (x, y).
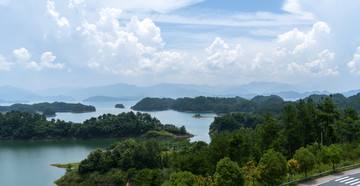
top-left (26, 52), bottom-right (65, 70)
top-left (46, 0), bottom-right (69, 27)
top-left (13, 48), bottom-right (31, 61)
top-left (205, 37), bottom-right (243, 69)
top-left (273, 22), bottom-right (338, 76)
top-left (347, 47), bottom-right (360, 75)
top-left (0, 55), bottom-right (12, 71)
top-left (80, 7), bottom-right (181, 75)
top-left (287, 49), bottom-right (337, 76)
top-left (277, 22), bottom-right (330, 55)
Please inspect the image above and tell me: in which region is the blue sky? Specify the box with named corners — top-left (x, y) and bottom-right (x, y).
top-left (0, 0), bottom-right (360, 92)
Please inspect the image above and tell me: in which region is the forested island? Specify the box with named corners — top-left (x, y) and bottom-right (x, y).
top-left (0, 102), bottom-right (96, 115)
top-left (0, 111), bottom-right (189, 140)
top-left (131, 93), bottom-right (360, 115)
top-left (57, 96), bottom-right (360, 185)
top-left (115, 104), bottom-right (125, 108)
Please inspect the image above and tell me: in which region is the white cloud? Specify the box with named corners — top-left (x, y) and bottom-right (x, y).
top-left (26, 52), bottom-right (65, 70)
top-left (205, 37), bottom-right (243, 69)
top-left (282, 0), bottom-right (314, 20)
top-left (126, 16), bottom-right (164, 49)
top-left (46, 0), bottom-right (69, 27)
top-left (0, 55), bottom-right (12, 71)
top-left (348, 46), bottom-right (360, 75)
top-left (81, 0), bottom-right (204, 14)
top-left (13, 48), bottom-right (31, 61)
top-left (287, 49), bottom-right (337, 76)
top-left (274, 22), bottom-right (338, 77)
top-left (26, 61), bottom-right (42, 71)
top-left (68, 0), bottom-right (85, 9)
top-left (277, 22), bottom-right (330, 55)
top-left (80, 7), bottom-right (181, 75)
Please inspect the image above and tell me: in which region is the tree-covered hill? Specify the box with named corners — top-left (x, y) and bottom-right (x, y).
top-left (0, 102), bottom-right (96, 114)
top-left (0, 111), bottom-right (189, 140)
top-left (132, 95), bottom-right (289, 114)
top-left (132, 93), bottom-right (360, 115)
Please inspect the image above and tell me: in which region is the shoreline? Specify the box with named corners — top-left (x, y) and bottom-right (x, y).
top-left (0, 133), bottom-right (194, 142)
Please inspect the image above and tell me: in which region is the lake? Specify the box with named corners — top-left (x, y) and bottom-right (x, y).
top-left (0, 101), bottom-right (216, 186)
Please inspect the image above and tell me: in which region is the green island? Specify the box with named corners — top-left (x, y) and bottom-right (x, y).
top-left (0, 111), bottom-right (190, 140)
top-left (115, 104), bottom-right (125, 109)
top-left (131, 93), bottom-right (360, 115)
top-left (0, 102), bottom-right (96, 115)
top-left (56, 95), bottom-right (360, 185)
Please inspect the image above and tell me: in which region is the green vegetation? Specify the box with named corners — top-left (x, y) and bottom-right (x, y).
top-left (51, 163), bottom-right (79, 169)
top-left (143, 130), bottom-right (176, 138)
top-left (42, 107), bottom-right (56, 116)
top-left (0, 102), bottom-right (95, 114)
top-left (115, 104), bottom-right (125, 108)
top-left (57, 94), bottom-right (360, 185)
top-left (132, 93), bottom-right (360, 115)
top-left (0, 111), bottom-right (189, 140)
top-left (132, 95), bottom-right (286, 114)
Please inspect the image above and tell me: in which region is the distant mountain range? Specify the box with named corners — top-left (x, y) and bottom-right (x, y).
top-left (0, 82), bottom-right (359, 104)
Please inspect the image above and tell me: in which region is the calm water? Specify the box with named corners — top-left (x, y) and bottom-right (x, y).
top-left (0, 101), bottom-right (216, 186)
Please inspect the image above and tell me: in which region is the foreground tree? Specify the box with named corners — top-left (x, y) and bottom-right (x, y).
top-left (163, 171), bottom-right (198, 186)
top-left (241, 161), bottom-right (263, 186)
top-left (287, 159), bottom-right (300, 181)
top-left (259, 149), bottom-right (287, 185)
top-left (293, 147), bottom-right (316, 177)
top-left (213, 157), bottom-right (244, 186)
top-left (324, 144), bottom-right (343, 170)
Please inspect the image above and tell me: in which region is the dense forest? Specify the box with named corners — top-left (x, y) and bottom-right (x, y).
top-left (131, 93), bottom-right (360, 115)
top-left (0, 111), bottom-right (188, 140)
top-left (0, 102), bottom-right (96, 114)
top-left (57, 96), bottom-right (360, 185)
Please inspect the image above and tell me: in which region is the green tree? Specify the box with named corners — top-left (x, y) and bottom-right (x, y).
top-left (282, 104), bottom-right (302, 157)
top-left (209, 132), bottom-right (231, 172)
top-left (257, 113), bottom-right (280, 153)
top-left (287, 159), bottom-right (300, 181)
top-left (227, 133), bottom-right (250, 166)
top-left (323, 144), bottom-right (343, 170)
top-left (293, 147), bottom-right (316, 177)
top-left (241, 161), bottom-right (263, 186)
top-left (163, 171), bottom-right (199, 186)
top-left (316, 96), bottom-right (340, 145)
top-left (78, 149), bottom-right (108, 173)
top-left (134, 168), bottom-right (164, 186)
top-left (213, 157), bottom-right (244, 186)
top-left (259, 149), bottom-right (287, 185)
top-left (337, 118), bottom-right (360, 143)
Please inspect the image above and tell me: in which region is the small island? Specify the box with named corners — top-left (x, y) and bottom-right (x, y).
top-left (115, 103), bottom-right (125, 108)
top-left (192, 113), bottom-right (215, 118)
top-left (0, 101), bottom-right (96, 114)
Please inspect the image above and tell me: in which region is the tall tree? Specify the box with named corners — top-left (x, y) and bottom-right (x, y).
top-left (282, 104), bottom-right (302, 157)
top-left (297, 99), bottom-right (318, 146)
top-left (259, 149), bottom-right (287, 186)
top-left (257, 113), bottom-right (280, 153)
top-left (227, 133), bottom-right (250, 166)
top-left (316, 96), bottom-right (340, 145)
